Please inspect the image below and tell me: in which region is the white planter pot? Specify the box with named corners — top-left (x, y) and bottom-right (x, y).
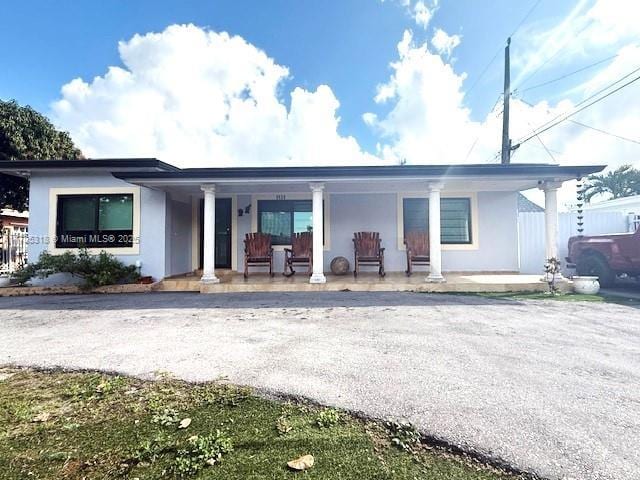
top-left (0, 275), bottom-right (10, 288)
top-left (573, 276), bottom-right (600, 295)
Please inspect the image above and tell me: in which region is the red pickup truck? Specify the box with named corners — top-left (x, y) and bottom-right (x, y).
top-left (566, 228), bottom-right (640, 287)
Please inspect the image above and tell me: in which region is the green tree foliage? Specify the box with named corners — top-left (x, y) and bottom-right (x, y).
top-left (583, 164), bottom-right (640, 202)
top-left (0, 99), bottom-right (82, 211)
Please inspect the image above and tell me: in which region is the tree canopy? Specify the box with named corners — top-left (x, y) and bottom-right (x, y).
top-left (1, 99), bottom-right (82, 212)
top-left (583, 165), bottom-right (640, 202)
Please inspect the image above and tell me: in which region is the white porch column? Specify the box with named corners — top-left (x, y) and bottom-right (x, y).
top-left (201, 184), bottom-right (220, 284)
top-left (540, 181), bottom-right (563, 262)
top-left (427, 183), bottom-right (445, 283)
top-left (309, 183), bottom-right (326, 284)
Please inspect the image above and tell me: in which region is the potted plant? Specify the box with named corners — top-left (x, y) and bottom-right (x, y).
top-left (543, 257), bottom-right (562, 295)
top-left (572, 275), bottom-right (600, 295)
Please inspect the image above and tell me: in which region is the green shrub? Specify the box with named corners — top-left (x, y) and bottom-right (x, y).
top-left (173, 431), bottom-right (233, 476)
top-left (11, 248), bottom-right (139, 289)
top-left (316, 408), bottom-right (341, 428)
top-left (385, 420), bottom-right (421, 452)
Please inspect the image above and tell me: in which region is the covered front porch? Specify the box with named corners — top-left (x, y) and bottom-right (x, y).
top-left (114, 163), bottom-right (592, 291)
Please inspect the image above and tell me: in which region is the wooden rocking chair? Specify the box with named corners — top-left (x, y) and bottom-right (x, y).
top-left (244, 233), bottom-right (274, 278)
top-left (404, 231), bottom-right (430, 276)
top-left (283, 232), bottom-right (313, 277)
top-left (353, 232), bottom-right (385, 277)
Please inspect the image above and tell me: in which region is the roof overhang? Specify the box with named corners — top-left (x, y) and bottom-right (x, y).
top-left (0, 159), bottom-right (605, 193)
top-left (0, 158), bottom-right (178, 177)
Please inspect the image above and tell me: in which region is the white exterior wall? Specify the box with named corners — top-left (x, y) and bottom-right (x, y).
top-left (234, 190), bottom-right (519, 273)
top-left (28, 172), bottom-right (168, 281)
top-left (327, 191), bottom-right (519, 273)
top-left (28, 172), bottom-right (521, 280)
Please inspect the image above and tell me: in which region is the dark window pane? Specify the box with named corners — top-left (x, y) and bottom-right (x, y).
top-left (402, 197), bottom-right (472, 245)
top-left (441, 198), bottom-right (471, 244)
top-left (56, 194), bottom-right (134, 248)
top-left (62, 197), bottom-right (96, 231)
top-left (260, 211), bottom-right (291, 245)
top-left (257, 199), bottom-right (317, 245)
top-left (403, 198), bottom-right (428, 237)
top-left (293, 210), bottom-right (313, 234)
top-left (99, 195), bottom-right (133, 230)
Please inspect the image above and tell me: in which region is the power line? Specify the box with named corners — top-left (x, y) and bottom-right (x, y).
top-left (463, 94), bottom-right (503, 162)
top-left (467, 0), bottom-right (544, 96)
top-left (515, 70), bottom-right (640, 146)
top-left (569, 120), bottom-right (640, 146)
top-left (509, 0), bottom-right (544, 38)
top-left (515, 65), bottom-right (640, 140)
top-left (516, 54), bottom-right (618, 94)
top-left (517, 97), bottom-right (640, 146)
top-left (515, 21), bottom-right (595, 90)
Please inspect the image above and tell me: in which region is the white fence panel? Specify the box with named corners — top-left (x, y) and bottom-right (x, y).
top-left (518, 211), bottom-right (628, 274)
top-left (1, 228), bottom-right (29, 274)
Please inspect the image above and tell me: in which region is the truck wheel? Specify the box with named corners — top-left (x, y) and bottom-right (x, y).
top-left (576, 254), bottom-right (615, 287)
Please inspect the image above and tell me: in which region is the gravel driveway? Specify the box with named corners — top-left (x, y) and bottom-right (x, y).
top-left (1, 292), bottom-right (639, 480)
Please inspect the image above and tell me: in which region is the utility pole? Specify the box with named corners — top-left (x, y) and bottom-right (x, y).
top-left (501, 37), bottom-right (511, 165)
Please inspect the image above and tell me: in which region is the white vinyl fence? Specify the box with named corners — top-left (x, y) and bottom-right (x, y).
top-left (1, 228), bottom-right (28, 275)
top-left (518, 211), bottom-right (629, 274)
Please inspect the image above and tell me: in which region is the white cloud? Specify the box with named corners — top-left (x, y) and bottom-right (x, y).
top-left (52, 24), bottom-right (377, 168)
top-left (431, 28), bottom-right (461, 58)
top-left (364, 27), bottom-right (640, 209)
top-left (413, 1), bottom-right (432, 29)
top-left (513, 0), bottom-right (640, 88)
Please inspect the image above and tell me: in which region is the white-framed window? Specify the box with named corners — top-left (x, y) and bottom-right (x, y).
top-left (251, 193), bottom-right (330, 250)
top-left (397, 192), bottom-right (479, 251)
top-left (48, 186), bottom-right (141, 255)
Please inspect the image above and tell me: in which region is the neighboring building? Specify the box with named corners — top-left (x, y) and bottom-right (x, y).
top-left (0, 159), bottom-right (603, 284)
top-left (1, 209), bottom-right (29, 274)
top-left (1, 209), bottom-right (28, 230)
top-left (517, 193), bottom-right (544, 213)
top-left (574, 195), bottom-right (640, 232)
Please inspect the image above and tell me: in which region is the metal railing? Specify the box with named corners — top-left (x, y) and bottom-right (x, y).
top-left (1, 228), bottom-right (28, 275)
top-left (627, 214), bottom-right (640, 233)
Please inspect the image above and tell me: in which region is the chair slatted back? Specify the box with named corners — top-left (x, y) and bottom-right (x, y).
top-left (245, 233), bottom-right (272, 257)
top-left (404, 231), bottom-right (429, 257)
top-left (353, 232), bottom-right (381, 257)
top-left (291, 232), bottom-right (312, 257)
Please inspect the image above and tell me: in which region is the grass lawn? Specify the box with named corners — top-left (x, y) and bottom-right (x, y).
top-left (477, 291), bottom-right (639, 306)
top-left (0, 368), bottom-right (518, 480)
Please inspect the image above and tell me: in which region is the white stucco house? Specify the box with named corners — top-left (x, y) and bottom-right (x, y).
top-left (0, 159), bottom-right (604, 290)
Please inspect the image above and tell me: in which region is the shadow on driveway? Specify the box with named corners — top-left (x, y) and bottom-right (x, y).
top-left (0, 291), bottom-right (526, 311)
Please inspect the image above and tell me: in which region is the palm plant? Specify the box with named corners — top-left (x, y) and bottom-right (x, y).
top-left (583, 165), bottom-right (640, 202)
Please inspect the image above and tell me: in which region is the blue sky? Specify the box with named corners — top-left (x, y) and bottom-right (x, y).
top-left (0, 0), bottom-right (638, 209)
top-left (2, 0), bottom-right (585, 152)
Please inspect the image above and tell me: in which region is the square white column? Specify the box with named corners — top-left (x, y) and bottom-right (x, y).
top-left (427, 183), bottom-right (445, 283)
top-left (309, 183), bottom-right (326, 284)
top-left (201, 184), bottom-right (220, 284)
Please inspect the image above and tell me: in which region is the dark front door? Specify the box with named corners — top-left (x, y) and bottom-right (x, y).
top-left (199, 198), bottom-right (232, 269)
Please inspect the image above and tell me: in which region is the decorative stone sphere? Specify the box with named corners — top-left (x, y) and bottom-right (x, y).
top-left (330, 256), bottom-right (350, 275)
top-left (573, 276), bottom-right (600, 295)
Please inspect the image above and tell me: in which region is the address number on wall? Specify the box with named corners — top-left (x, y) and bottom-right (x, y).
top-left (275, 194), bottom-right (286, 200)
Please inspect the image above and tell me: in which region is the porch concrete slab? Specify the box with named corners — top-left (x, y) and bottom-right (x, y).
top-left (160, 271), bottom-right (550, 294)
top-left (1, 292), bottom-right (638, 480)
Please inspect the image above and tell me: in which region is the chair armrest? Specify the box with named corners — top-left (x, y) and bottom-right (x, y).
top-left (283, 248), bottom-right (293, 253)
top-left (379, 247), bottom-right (386, 253)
